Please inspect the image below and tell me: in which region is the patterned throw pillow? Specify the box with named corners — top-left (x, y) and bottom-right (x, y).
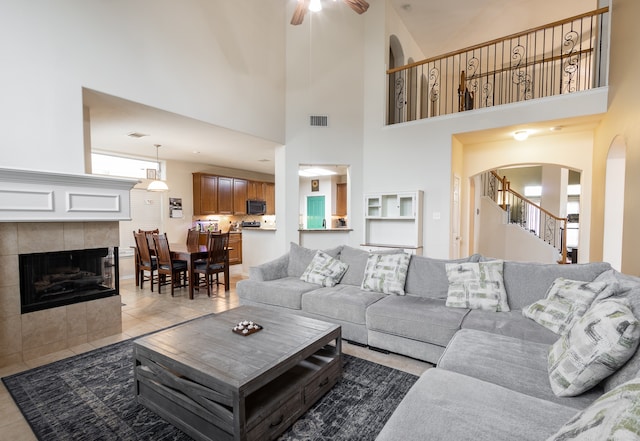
top-left (361, 253), bottom-right (411, 295)
top-left (522, 278), bottom-right (617, 335)
top-left (546, 377), bottom-right (640, 441)
top-left (445, 260), bottom-right (510, 312)
top-left (548, 298), bottom-right (640, 397)
top-left (300, 250), bottom-right (349, 287)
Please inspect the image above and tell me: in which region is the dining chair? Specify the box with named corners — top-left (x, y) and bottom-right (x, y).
top-left (139, 228), bottom-right (159, 255)
top-left (153, 233), bottom-right (188, 296)
top-left (186, 228), bottom-right (200, 247)
top-left (193, 232), bottom-right (229, 297)
top-left (133, 231), bottom-right (157, 292)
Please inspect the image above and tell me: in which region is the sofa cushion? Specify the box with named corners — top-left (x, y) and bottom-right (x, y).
top-left (361, 252), bottom-right (411, 295)
top-left (522, 278), bottom-right (617, 335)
top-left (376, 368), bottom-right (577, 441)
top-left (596, 270), bottom-right (640, 392)
top-left (366, 295), bottom-right (469, 347)
top-left (461, 309), bottom-right (559, 344)
top-left (445, 260), bottom-right (509, 311)
top-left (503, 261), bottom-right (611, 310)
top-left (548, 298), bottom-right (640, 397)
top-left (547, 377), bottom-right (640, 441)
top-left (301, 284), bottom-right (386, 325)
top-left (338, 245), bottom-right (402, 287)
top-left (236, 277), bottom-right (319, 310)
top-left (299, 250), bottom-right (348, 287)
top-left (287, 242), bottom-right (343, 278)
top-left (404, 254), bottom-right (481, 299)
top-left (438, 329), bottom-right (601, 409)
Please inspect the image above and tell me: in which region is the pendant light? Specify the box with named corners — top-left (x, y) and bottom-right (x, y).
top-left (147, 144), bottom-right (169, 192)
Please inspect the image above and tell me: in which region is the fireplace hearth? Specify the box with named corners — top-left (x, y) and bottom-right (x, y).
top-left (19, 247), bottom-right (119, 314)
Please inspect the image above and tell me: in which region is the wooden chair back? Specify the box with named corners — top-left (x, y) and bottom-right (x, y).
top-left (134, 231), bottom-right (154, 265)
top-left (153, 233), bottom-right (173, 267)
top-left (206, 232), bottom-right (229, 267)
top-left (186, 228), bottom-right (200, 247)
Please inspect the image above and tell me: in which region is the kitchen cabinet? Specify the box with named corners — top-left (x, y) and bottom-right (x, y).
top-left (228, 232), bottom-right (242, 265)
top-left (247, 180), bottom-right (266, 201)
top-left (264, 182), bottom-right (275, 215)
top-left (233, 179), bottom-right (248, 215)
top-left (335, 183), bottom-right (347, 216)
top-left (193, 173), bottom-right (218, 215)
top-left (217, 177), bottom-right (233, 214)
top-left (193, 173), bottom-right (274, 216)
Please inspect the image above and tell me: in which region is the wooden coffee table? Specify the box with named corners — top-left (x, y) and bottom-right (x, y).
top-left (133, 305), bottom-right (342, 441)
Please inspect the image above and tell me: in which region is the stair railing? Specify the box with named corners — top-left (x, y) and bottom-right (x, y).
top-left (387, 7), bottom-right (609, 125)
top-left (481, 171), bottom-right (568, 263)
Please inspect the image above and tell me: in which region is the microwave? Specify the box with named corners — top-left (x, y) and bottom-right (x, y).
top-left (247, 199), bottom-right (266, 215)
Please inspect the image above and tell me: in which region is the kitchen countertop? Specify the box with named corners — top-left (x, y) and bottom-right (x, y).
top-left (240, 227), bottom-right (276, 231)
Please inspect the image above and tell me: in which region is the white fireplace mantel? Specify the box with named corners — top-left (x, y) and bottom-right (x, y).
top-left (0, 167), bottom-right (139, 222)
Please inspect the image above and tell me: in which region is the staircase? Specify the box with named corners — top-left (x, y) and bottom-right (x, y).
top-left (480, 171), bottom-right (568, 263)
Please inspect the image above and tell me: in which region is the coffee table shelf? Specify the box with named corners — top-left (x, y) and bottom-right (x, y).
top-left (133, 306), bottom-right (342, 441)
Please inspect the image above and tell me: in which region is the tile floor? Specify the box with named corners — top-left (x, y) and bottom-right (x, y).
top-left (0, 275), bottom-right (431, 441)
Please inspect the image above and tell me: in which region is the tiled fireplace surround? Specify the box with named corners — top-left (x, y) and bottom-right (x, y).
top-left (0, 167), bottom-right (137, 367)
top-left (0, 222), bottom-right (122, 367)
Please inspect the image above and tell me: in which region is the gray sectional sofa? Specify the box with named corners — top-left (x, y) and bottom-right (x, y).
top-left (237, 243), bottom-right (640, 440)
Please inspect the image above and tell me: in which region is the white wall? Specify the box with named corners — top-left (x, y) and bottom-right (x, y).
top-left (0, 0), bottom-right (285, 174)
top-left (479, 197), bottom-right (560, 263)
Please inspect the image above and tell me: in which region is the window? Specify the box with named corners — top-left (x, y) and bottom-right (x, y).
top-left (91, 153), bottom-right (160, 179)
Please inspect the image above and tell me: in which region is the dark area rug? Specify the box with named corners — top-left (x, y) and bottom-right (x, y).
top-left (3, 332), bottom-right (418, 441)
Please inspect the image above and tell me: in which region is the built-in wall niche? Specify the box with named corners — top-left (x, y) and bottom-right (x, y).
top-left (298, 165), bottom-right (349, 229)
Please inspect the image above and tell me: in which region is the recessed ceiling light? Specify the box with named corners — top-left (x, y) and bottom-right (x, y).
top-left (550, 126), bottom-right (564, 132)
top-left (258, 159), bottom-right (270, 162)
top-left (192, 150), bottom-right (200, 154)
top-left (513, 130), bottom-right (529, 141)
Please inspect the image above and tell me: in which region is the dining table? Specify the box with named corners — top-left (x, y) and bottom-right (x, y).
top-left (169, 243), bottom-right (231, 299)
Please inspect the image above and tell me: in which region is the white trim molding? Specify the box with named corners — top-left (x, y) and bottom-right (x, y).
top-left (0, 167), bottom-right (138, 222)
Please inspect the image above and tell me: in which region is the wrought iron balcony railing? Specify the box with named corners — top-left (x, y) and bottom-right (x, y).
top-left (387, 7), bottom-right (609, 124)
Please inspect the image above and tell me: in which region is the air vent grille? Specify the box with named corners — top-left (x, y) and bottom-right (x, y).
top-left (309, 115), bottom-right (328, 127)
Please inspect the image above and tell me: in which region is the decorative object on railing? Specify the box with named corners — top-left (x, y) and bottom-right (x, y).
top-left (480, 171), bottom-right (568, 263)
top-left (387, 7), bottom-right (609, 124)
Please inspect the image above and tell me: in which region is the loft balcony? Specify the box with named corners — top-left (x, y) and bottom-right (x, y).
top-left (387, 7), bottom-right (610, 125)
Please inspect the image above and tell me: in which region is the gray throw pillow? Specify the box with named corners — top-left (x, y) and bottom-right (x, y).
top-left (547, 298), bottom-right (640, 397)
top-left (361, 253), bottom-right (411, 295)
top-left (287, 242), bottom-right (342, 277)
top-left (522, 278), bottom-right (618, 335)
top-left (445, 260), bottom-right (509, 312)
top-left (546, 377), bottom-right (640, 440)
top-left (300, 250), bottom-right (349, 287)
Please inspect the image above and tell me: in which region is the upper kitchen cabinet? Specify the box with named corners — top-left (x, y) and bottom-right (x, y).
top-left (247, 180), bottom-right (266, 201)
top-left (335, 182), bottom-right (347, 216)
top-left (217, 177), bottom-right (234, 214)
top-left (233, 178), bottom-right (248, 215)
top-left (264, 182), bottom-right (275, 215)
top-left (193, 173), bottom-right (218, 215)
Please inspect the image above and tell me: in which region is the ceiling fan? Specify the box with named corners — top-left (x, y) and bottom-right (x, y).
top-left (291, 0), bottom-right (370, 25)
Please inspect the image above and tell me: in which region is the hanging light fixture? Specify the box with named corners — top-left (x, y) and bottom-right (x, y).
top-left (147, 144), bottom-right (169, 192)
top-left (309, 0), bottom-right (322, 12)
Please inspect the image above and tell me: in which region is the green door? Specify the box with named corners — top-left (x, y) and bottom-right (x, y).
top-left (307, 196), bottom-right (325, 229)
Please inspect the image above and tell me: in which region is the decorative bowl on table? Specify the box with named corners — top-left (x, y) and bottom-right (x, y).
top-left (232, 320), bottom-right (262, 336)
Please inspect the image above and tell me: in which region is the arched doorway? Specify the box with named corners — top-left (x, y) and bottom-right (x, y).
top-left (388, 34), bottom-right (405, 124)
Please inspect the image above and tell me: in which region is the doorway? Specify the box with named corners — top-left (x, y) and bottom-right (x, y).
top-left (306, 196), bottom-right (325, 229)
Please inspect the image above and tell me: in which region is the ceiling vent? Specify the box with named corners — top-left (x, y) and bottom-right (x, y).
top-left (127, 131), bottom-right (149, 138)
top-left (309, 115), bottom-right (328, 127)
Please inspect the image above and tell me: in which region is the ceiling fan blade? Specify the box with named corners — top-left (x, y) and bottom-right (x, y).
top-left (291, 0), bottom-right (310, 25)
top-left (343, 0), bottom-right (369, 15)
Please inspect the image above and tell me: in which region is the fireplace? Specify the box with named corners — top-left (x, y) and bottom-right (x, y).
top-left (19, 247), bottom-right (119, 314)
